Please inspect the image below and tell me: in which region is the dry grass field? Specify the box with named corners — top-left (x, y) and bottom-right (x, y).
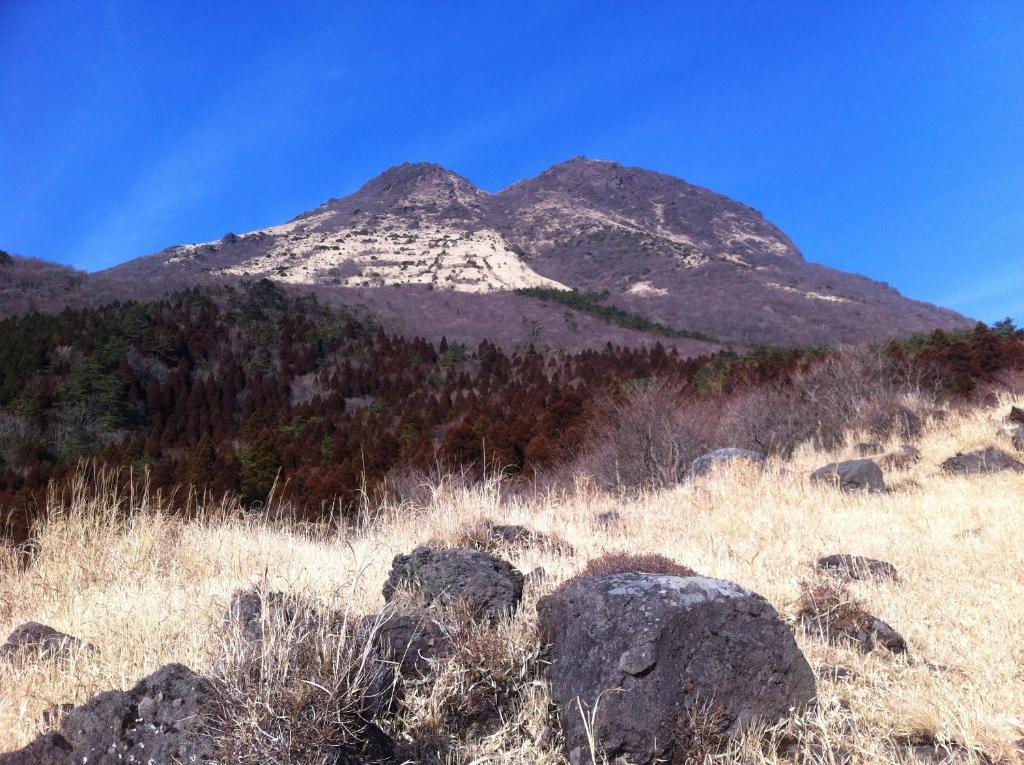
top-left (1, 397), bottom-right (1022, 763)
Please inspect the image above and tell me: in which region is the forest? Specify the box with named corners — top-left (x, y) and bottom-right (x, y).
top-left (1, 279), bottom-right (1021, 543)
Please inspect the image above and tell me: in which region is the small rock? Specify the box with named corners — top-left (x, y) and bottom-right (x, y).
top-left (868, 617), bottom-right (907, 654)
top-left (942, 447), bottom-right (1024, 475)
top-left (372, 608), bottom-right (453, 676)
top-left (810, 459), bottom-right (886, 493)
top-left (525, 566), bottom-right (548, 586)
top-left (816, 554), bottom-right (899, 581)
top-left (382, 546), bottom-right (525, 622)
top-left (854, 441), bottom-right (883, 457)
top-left (0, 623), bottom-right (91, 661)
top-left (689, 448), bottom-right (765, 478)
top-left (595, 510), bottom-right (621, 527)
top-left (224, 589), bottom-right (302, 645)
top-left (876, 444), bottom-right (922, 470)
top-left (486, 524), bottom-right (543, 547)
top-left (817, 664), bottom-right (854, 682)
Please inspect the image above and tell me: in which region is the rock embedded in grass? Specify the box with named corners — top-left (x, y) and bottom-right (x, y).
top-left (0, 663), bottom-right (215, 764)
top-left (382, 546), bottom-right (525, 622)
top-left (224, 588), bottom-right (302, 645)
top-left (689, 447), bottom-right (765, 478)
top-left (371, 607), bottom-right (453, 676)
top-left (796, 581), bottom-right (908, 655)
top-left (941, 447), bottom-right (1024, 475)
top-left (853, 441), bottom-right (883, 457)
top-left (537, 573), bottom-right (816, 765)
top-left (0, 622), bottom-right (92, 661)
top-left (817, 554), bottom-right (899, 582)
top-left (810, 459), bottom-right (886, 493)
top-left (875, 443), bottom-right (921, 470)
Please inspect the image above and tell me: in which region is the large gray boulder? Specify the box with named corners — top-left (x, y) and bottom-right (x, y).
top-left (537, 573), bottom-right (816, 765)
top-left (941, 447), bottom-right (1024, 475)
top-left (382, 546), bottom-right (524, 622)
top-left (810, 459), bottom-right (886, 493)
top-left (689, 448), bottom-right (765, 478)
top-left (0, 663), bottom-right (215, 764)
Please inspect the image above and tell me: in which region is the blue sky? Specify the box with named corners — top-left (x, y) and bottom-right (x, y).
top-left (2, 1), bottom-right (1022, 324)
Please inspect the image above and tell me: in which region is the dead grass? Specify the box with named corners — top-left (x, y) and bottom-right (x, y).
top-left (1, 396), bottom-right (1024, 763)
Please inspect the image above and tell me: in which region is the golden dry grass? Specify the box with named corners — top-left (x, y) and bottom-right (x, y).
top-left (1, 397), bottom-right (1023, 763)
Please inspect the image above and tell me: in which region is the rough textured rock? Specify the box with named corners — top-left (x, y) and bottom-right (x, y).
top-left (224, 588), bottom-right (301, 644)
top-left (853, 441), bottom-right (883, 457)
top-left (537, 573), bottom-right (816, 765)
top-left (689, 448), bottom-right (765, 478)
top-left (0, 733), bottom-right (73, 765)
top-left (486, 523), bottom-right (547, 547)
top-left (875, 444), bottom-right (922, 470)
top-left (383, 546), bottom-right (524, 621)
top-left (941, 447), bottom-right (1024, 475)
top-left (0, 623), bottom-right (91, 661)
top-left (372, 608), bottom-right (453, 676)
top-left (801, 610), bottom-right (907, 655)
top-left (0, 663), bottom-right (215, 765)
top-left (810, 459), bottom-right (886, 493)
top-left (816, 554), bottom-right (899, 582)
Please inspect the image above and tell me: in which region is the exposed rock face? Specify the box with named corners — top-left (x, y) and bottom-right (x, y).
top-left (810, 459), bottom-right (886, 493)
top-left (689, 448), bottom-right (765, 478)
top-left (537, 573), bottom-right (816, 765)
top-left (0, 623), bottom-right (91, 661)
top-left (14, 158), bottom-right (967, 349)
top-left (0, 663), bottom-right (215, 764)
top-left (382, 546), bottom-right (525, 621)
top-left (817, 555), bottom-right (899, 582)
top-left (941, 447), bottom-right (1024, 475)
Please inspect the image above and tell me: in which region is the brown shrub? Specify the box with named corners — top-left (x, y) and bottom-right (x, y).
top-left (574, 378), bottom-right (718, 489)
top-left (671, 699), bottom-right (728, 763)
top-left (575, 552), bottom-right (697, 581)
top-left (433, 518), bottom-right (573, 555)
top-left (794, 579), bottom-right (873, 645)
top-left (209, 592), bottom-right (395, 764)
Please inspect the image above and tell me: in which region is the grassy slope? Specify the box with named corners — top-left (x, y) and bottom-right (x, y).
top-left (1, 399), bottom-right (1023, 763)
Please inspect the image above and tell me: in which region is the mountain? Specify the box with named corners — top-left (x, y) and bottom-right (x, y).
top-left (5, 159), bottom-right (971, 349)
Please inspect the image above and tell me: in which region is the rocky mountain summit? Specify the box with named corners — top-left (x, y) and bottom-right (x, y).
top-left (4, 159), bottom-right (970, 349)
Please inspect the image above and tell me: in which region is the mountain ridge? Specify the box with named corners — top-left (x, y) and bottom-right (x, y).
top-left (3, 158), bottom-right (972, 350)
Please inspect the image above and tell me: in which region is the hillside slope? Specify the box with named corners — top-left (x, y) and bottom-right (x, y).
top-left (2, 400), bottom-right (1022, 762)
top-left (4, 159), bottom-right (971, 348)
